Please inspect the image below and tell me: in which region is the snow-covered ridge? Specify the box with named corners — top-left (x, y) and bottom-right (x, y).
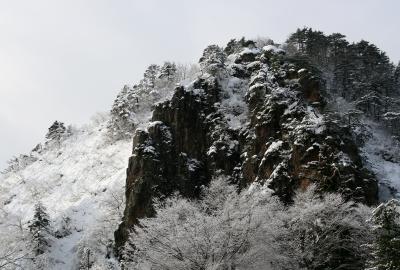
top-left (0, 114), bottom-right (131, 269)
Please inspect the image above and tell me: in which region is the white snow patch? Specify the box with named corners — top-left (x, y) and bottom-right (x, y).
top-left (306, 106), bottom-right (325, 134)
top-left (207, 146), bottom-right (217, 156)
top-left (262, 45), bottom-right (284, 54)
top-left (240, 47), bottom-right (260, 55)
top-left (265, 140), bottom-right (283, 156)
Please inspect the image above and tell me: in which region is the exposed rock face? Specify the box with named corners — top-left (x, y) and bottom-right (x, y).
top-left (115, 42), bottom-right (378, 251)
top-left (115, 78), bottom-right (243, 249)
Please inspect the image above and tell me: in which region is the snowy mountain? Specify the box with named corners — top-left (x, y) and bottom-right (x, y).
top-left (1, 30), bottom-right (400, 270)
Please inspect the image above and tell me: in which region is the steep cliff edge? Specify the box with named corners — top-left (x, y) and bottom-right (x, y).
top-left (115, 41), bottom-right (379, 250)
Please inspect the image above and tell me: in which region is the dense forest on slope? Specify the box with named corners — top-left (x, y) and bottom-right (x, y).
top-left (1, 29), bottom-right (400, 270)
top-left (286, 28), bottom-right (400, 135)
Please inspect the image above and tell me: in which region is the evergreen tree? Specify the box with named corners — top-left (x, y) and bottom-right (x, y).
top-left (224, 37), bottom-right (260, 55)
top-left (78, 247), bottom-right (94, 270)
top-left (45, 121), bottom-right (66, 143)
top-left (395, 62), bottom-right (400, 90)
top-left (158, 61), bottom-right (177, 81)
top-left (286, 27), bottom-right (308, 54)
top-left (28, 202), bottom-right (52, 256)
top-left (142, 64), bottom-right (160, 89)
top-left (238, 36), bottom-right (256, 48)
top-left (328, 33), bottom-right (348, 60)
top-left (370, 199), bottom-right (400, 270)
top-left (224, 38), bottom-right (239, 55)
top-left (108, 85), bottom-right (138, 140)
top-left (383, 112), bottom-right (400, 135)
top-left (199, 44), bottom-right (226, 75)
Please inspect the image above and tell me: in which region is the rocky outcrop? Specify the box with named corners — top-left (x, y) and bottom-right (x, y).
top-left (115, 78), bottom-right (242, 250)
top-left (115, 41), bottom-right (379, 252)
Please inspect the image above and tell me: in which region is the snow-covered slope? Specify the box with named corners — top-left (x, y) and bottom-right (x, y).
top-left (328, 98), bottom-right (400, 201)
top-left (0, 113), bottom-right (131, 269)
top-left (361, 120), bottom-right (400, 200)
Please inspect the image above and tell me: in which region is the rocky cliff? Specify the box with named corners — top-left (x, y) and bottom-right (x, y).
top-left (115, 40), bottom-right (379, 251)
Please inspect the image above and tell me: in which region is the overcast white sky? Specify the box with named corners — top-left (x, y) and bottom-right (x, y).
top-left (0, 0), bottom-right (399, 170)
